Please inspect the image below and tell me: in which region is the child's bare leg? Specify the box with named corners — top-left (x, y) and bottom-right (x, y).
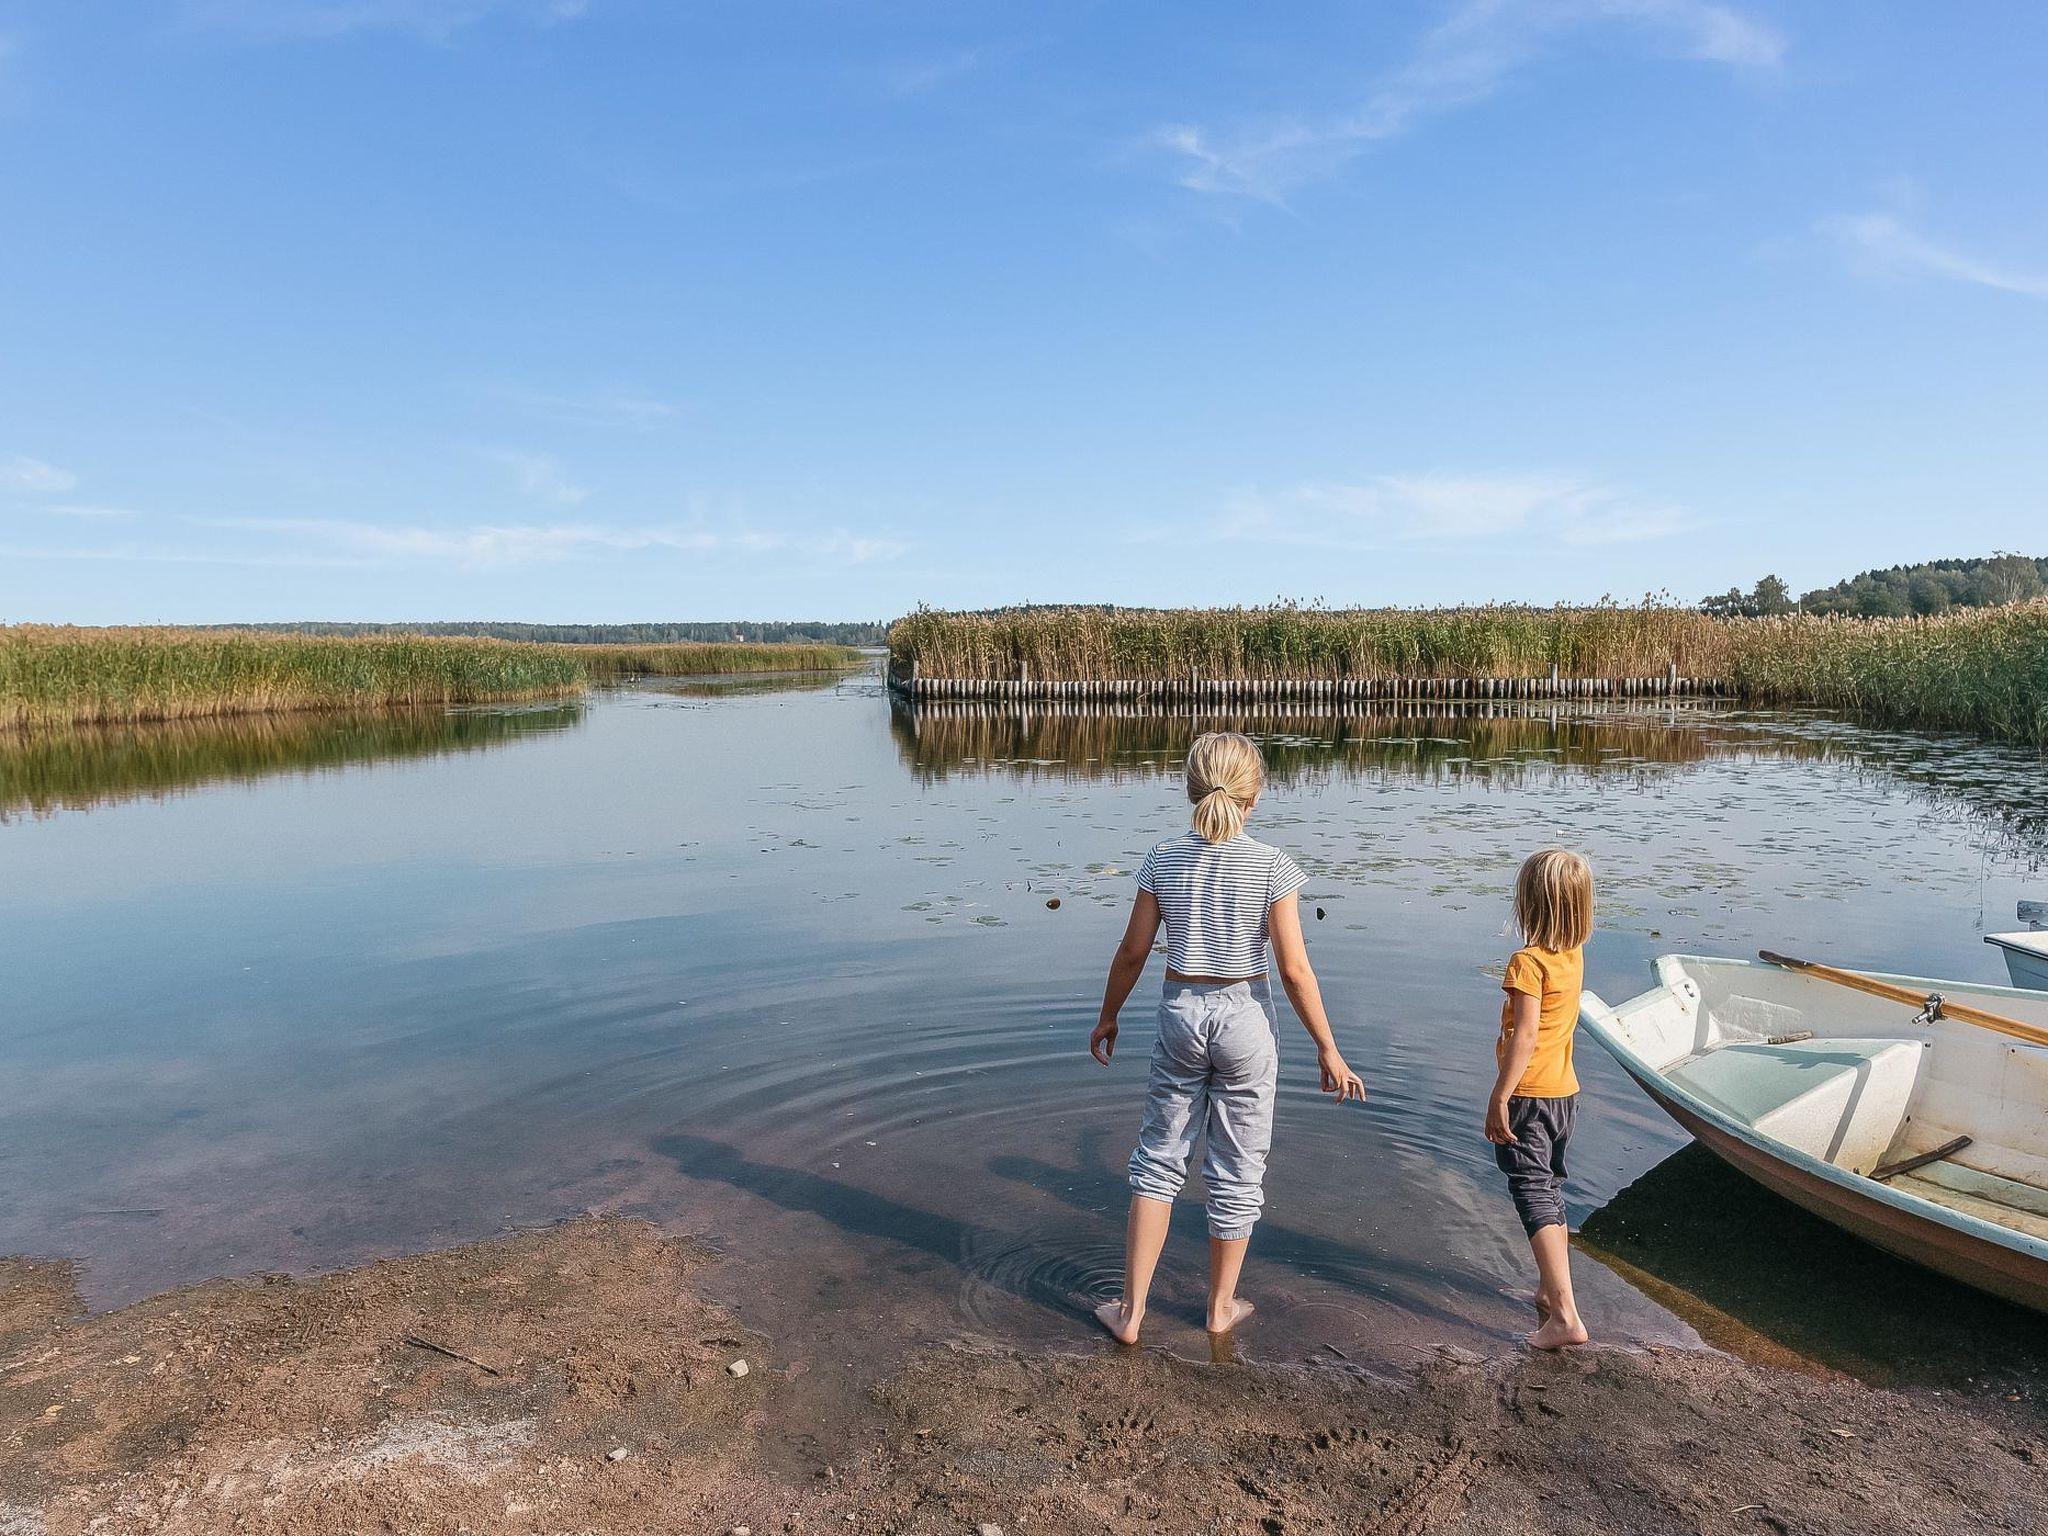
top-left (1096, 1195), bottom-right (1171, 1344)
top-left (1206, 1235), bottom-right (1254, 1333)
top-left (1526, 1224), bottom-right (1587, 1349)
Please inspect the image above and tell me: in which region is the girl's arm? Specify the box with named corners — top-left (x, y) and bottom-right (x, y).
top-left (1486, 991), bottom-right (1542, 1143)
top-left (1090, 889), bottom-right (1162, 1065)
top-left (1269, 894), bottom-right (1366, 1102)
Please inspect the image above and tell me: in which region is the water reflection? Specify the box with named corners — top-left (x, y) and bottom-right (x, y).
top-left (0, 703), bottom-right (583, 821)
top-left (891, 697), bottom-right (2048, 866)
top-left (633, 670), bottom-right (861, 701)
top-left (4, 677), bottom-right (2043, 1391)
top-left (1578, 1143), bottom-right (2048, 1394)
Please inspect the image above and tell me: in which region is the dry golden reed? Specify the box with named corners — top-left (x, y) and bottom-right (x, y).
top-left (889, 602), bottom-right (2048, 746)
top-left (1, 627), bottom-right (864, 730)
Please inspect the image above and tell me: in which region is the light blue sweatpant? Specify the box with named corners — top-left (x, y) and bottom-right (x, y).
top-left (1126, 978), bottom-right (1279, 1240)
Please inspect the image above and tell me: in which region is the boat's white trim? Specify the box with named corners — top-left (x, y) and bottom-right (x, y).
top-left (1583, 956), bottom-right (2048, 1272)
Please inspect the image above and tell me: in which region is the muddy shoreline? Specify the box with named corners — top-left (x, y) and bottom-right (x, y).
top-left (3, 1217), bottom-right (2043, 1535)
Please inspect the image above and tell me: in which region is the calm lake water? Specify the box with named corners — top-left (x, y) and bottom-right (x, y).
top-left (5, 666), bottom-right (2047, 1393)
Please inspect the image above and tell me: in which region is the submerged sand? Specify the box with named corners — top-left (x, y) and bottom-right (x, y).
top-left (2, 1218), bottom-right (2043, 1534)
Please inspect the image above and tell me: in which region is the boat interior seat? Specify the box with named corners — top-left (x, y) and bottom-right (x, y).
top-left (1892, 1162), bottom-right (2048, 1242)
top-left (1665, 1037), bottom-right (1928, 1174)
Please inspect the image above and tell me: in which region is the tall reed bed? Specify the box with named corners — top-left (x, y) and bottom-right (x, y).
top-left (1726, 602), bottom-right (2048, 745)
top-left (1, 627), bottom-right (864, 729)
top-left (561, 641), bottom-right (863, 678)
top-left (889, 604), bottom-right (1735, 684)
top-left (889, 602), bottom-right (2048, 746)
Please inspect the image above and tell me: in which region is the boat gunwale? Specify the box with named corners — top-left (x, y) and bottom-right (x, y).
top-left (1583, 954), bottom-right (2048, 1266)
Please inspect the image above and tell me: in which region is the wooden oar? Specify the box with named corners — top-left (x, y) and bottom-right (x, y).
top-left (1758, 951), bottom-right (2048, 1049)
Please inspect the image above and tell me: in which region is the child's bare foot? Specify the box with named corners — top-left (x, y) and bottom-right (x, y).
top-left (1206, 1297), bottom-right (1255, 1334)
top-left (1094, 1300), bottom-right (1142, 1344)
top-left (1527, 1314), bottom-right (1589, 1350)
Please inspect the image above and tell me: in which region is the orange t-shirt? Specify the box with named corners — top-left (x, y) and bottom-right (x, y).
top-left (1497, 945), bottom-right (1583, 1098)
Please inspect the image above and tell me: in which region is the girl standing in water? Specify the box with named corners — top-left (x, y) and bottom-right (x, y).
top-left (1089, 731), bottom-right (1365, 1341)
top-left (1484, 848), bottom-right (1595, 1349)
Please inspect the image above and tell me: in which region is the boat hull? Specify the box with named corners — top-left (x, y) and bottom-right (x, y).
top-left (1988, 935), bottom-right (2048, 992)
top-left (1622, 1061), bottom-right (2048, 1313)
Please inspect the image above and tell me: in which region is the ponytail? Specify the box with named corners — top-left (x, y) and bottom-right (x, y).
top-left (1184, 731), bottom-right (1265, 843)
top-left (1191, 784), bottom-right (1247, 843)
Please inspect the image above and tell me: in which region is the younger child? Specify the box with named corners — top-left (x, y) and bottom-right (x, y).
top-left (1484, 848), bottom-right (1594, 1350)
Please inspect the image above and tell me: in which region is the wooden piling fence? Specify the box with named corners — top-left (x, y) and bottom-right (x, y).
top-left (883, 657), bottom-right (1722, 703)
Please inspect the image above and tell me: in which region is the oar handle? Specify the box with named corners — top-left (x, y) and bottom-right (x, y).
top-left (1758, 949), bottom-right (2048, 1048)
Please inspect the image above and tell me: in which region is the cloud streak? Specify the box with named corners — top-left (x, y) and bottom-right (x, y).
top-left (179, 0), bottom-right (590, 42)
top-left (0, 455), bottom-right (79, 494)
top-left (498, 387), bottom-right (684, 431)
top-left (481, 448), bottom-right (592, 506)
top-left (1157, 0), bottom-right (1784, 203)
top-left (1166, 471), bottom-right (1691, 550)
top-left (182, 514), bottom-right (911, 569)
top-left (1821, 212), bottom-right (2048, 300)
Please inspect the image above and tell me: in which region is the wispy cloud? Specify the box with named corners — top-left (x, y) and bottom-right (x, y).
top-left (1820, 212), bottom-right (2048, 300)
top-left (1157, 0), bottom-right (1784, 204)
top-left (878, 47), bottom-right (988, 99)
top-left (1159, 471), bottom-right (1691, 550)
top-left (0, 540), bottom-right (374, 570)
top-left (183, 514), bottom-right (910, 568)
top-left (0, 454), bottom-right (79, 494)
top-left (179, 0), bottom-right (591, 42)
top-left (481, 448), bottom-right (591, 506)
top-left (498, 387), bottom-right (684, 431)
top-left (43, 503), bottom-right (140, 519)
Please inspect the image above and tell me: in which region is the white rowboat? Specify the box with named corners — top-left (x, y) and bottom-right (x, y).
top-left (1582, 955), bottom-right (2048, 1313)
top-left (1986, 930), bottom-right (2048, 991)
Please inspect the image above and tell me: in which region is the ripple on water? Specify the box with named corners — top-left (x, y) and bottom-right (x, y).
top-left (956, 1231), bottom-right (1127, 1329)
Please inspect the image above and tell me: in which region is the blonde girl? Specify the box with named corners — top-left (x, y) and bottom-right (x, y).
top-left (1089, 731), bottom-right (1364, 1341)
top-left (1485, 848), bottom-right (1595, 1350)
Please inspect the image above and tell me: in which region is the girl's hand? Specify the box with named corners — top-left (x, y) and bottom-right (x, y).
top-left (1090, 1018), bottom-right (1118, 1065)
top-left (1319, 1049), bottom-right (1366, 1103)
top-left (1485, 1094), bottom-right (1517, 1145)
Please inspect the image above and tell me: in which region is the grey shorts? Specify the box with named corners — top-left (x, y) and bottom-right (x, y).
top-left (1493, 1094), bottom-right (1576, 1236)
top-left (1126, 979), bottom-right (1279, 1241)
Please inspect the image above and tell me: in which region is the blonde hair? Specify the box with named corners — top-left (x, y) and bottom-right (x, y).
top-left (1185, 731), bottom-right (1265, 844)
top-left (1514, 848), bottom-right (1594, 952)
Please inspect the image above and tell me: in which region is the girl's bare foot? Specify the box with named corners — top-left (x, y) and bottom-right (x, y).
top-left (1094, 1300), bottom-right (1142, 1344)
top-left (1206, 1296), bottom-right (1255, 1334)
top-left (1527, 1314), bottom-right (1589, 1350)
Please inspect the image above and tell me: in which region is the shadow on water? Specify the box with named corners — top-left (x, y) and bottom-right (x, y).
top-left (1577, 1142), bottom-right (2048, 1395)
top-left (984, 1144), bottom-right (1507, 1341)
top-left (654, 1131), bottom-right (1109, 1327)
top-left (0, 702), bottom-right (584, 820)
top-left (657, 1122), bottom-right (1512, 1346)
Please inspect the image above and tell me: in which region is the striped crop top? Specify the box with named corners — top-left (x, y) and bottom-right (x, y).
top-left (1136, 831), bottom-right (1307, 978)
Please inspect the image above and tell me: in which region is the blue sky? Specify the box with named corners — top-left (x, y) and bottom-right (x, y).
top-left (1, 1), bottom-right (2043, 623)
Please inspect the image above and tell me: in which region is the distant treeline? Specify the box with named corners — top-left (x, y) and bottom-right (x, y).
top-left (1705, 553), bottom-right (2046, 618)
top-left (216, 620), bottom-right (888, 646)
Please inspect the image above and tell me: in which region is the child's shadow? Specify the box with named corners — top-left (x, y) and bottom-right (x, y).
top-left (655, 1131), bottom-right (1110, 1327)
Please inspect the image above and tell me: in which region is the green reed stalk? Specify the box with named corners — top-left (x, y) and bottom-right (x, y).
top-left (558, 641), bottom-right (865, 679)
top-left (887, 602), bottom-right (2048, 746)
top-left (0, 627), bottom-right (866, 730)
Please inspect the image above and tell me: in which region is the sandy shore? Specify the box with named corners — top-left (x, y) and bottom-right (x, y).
top-left (3, 1218), bottom-right (2044, 1535)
